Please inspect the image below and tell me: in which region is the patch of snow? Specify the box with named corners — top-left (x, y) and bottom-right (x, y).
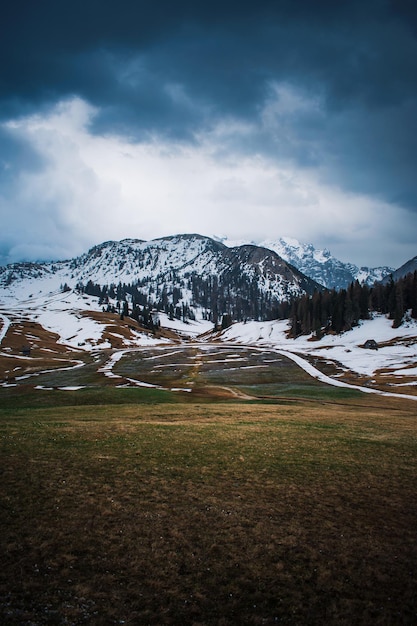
top-left (276, 349), bottom-right (417, 401)
top-left (218, 315), bottom-right (417, 383)
top-left (0, 314), bottom-right (11, 344)
top-left (158, 312), bottom-right (213, 336)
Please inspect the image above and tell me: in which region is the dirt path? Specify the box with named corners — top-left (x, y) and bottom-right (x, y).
top-left (207, 385), bottom-right (257, 400)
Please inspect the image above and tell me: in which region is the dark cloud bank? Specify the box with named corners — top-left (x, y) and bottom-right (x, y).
top-left (1, 0), bottom-right (417, 265)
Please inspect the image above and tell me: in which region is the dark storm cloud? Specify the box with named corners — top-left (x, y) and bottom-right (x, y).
top-left (1, 1), bottom-right (417, 211)
top-left (2, 0), bottom-right (412, 118)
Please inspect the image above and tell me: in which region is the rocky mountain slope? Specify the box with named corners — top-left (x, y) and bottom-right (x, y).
top-left (381, 255), bottom-right (417, 284)
top-left (217, 235), bottom-right (394, 289)
top-left (0, 234), bottom-right (322, 322)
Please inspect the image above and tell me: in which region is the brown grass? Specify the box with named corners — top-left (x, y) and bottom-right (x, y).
top-left (1, 397), bottom-right (417, 625)
top-left (0, 319), bottom-right (84, 382)
top-left (82, 311), bottom-right (182, 348)
top-left (0, 314), bottom-right (180, 383)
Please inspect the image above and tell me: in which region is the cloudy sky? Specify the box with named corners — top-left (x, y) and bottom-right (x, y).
top-left (1, 0), bottom-right (417, 268)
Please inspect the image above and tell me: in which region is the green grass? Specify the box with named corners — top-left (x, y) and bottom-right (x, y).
top-left (1, 397), bottom-right (417, 625)
top-left (0, 385), bottom-right (183, 410)
top-left (237, 382), bottom-right (363, 399)
top-left (0, 372), bottom-right (362, 411)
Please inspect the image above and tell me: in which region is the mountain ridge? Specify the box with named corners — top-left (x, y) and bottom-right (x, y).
top-left (381, 255), bottom-right (417, 284)
top-left (1, 232), bottom-right (399, 291)
top-left (0, 234), bottom-right (322, 323)
top-left (217, 235), bottom-right (395, 289)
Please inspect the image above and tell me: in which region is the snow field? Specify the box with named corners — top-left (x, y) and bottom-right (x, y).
top-left (220, 315), bottom-right (417, 380)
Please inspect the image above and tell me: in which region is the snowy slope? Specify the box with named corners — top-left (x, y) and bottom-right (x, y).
top-left (0, 234), bottom-right (321, 322)
top-left (217, 314), bottom-right (417, 383)
top-left (218, 235), bottom-right (394, 289)
top-left (0, 234), bottom-right (324, 353)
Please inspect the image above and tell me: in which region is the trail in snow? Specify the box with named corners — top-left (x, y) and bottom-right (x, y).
top-left (98, 349), bottom-right (127, 379)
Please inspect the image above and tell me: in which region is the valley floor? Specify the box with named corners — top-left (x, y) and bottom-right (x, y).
top-left (0, 299), bottom-right (416, 401)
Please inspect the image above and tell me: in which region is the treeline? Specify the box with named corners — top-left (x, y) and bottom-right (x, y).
top-left (289, 271), bottom-right (417, 337)
top-left (71, 271), bottom-right (417, 337)
top-left (187, 273), bottom-right (291, 322)
top-left (73, 272), bottom-right (292, 324)
top-left (74, 279), bottom-right (195, 328)
top-left (74, 280), bottom-right (149, 306)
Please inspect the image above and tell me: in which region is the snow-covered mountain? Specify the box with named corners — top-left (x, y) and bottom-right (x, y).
top-left (0, 234), bottom-right (321, 322)
top-left (216, 235), bottom-right (394, 290)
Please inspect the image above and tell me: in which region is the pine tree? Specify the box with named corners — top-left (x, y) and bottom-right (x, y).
top-left (412, 272), bottom-right (417, 319)
top-left (392, 283), bottom-right (404, 328)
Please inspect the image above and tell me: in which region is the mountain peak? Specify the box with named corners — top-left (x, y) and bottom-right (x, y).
top-left (220, 235), bottom-right (394, 289)
top-left (0, 234), bottom-right (321, 322)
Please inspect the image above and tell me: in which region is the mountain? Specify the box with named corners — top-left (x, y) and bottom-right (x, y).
top-left (216, 235), bottom-right (394, 290)
top-left (381, 255), bottom-right (417, 284)
top-left (0, 234), bottom-right (322, 322)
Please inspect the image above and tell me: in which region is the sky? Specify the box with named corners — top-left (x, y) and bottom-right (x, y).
top-left (1, 0), bottom-right (417, 269)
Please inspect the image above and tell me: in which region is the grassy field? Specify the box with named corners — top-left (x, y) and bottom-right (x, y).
top-left (1, 388), bottom-right (416, 625)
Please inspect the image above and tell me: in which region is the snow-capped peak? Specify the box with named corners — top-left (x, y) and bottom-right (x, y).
top-left (218, 235), bottom-right (393, 289)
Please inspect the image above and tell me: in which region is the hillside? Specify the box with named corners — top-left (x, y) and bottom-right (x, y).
top-left (0, 234), bottom-right (322, 323)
